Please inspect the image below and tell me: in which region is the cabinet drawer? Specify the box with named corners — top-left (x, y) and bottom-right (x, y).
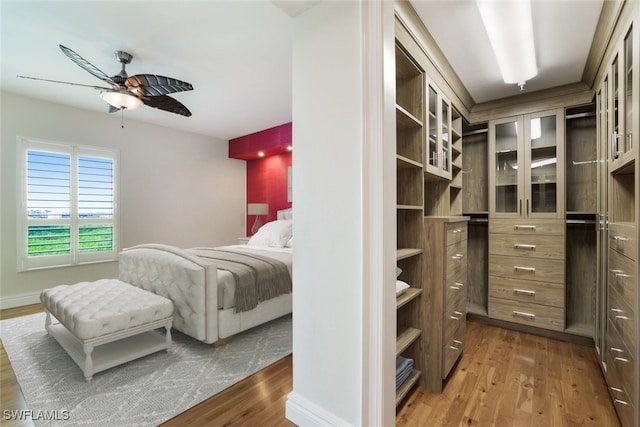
top-left (489, 234), bottom-right (564, 259)
top-left (490, 219), bottom-right (564, 235)
top-left (446, 271), bottom-right (467, 309)
top-left (489, 276), bottom-right (564, 308)
top-left (488, 297), bottom-right (565, 331)
top-left (446, 223), bottom-right (468, 245)
top-left (446, 240), bottom-right (467, 280)
top-left (608, 249), bottom-right (637, 304)
top-left (489, 255), bottom-right (564, 283)
top-left (609, 223), bottom-right (637, 261)
top-left (443, 321), bottom-right (465, 378)
top-left (605, 352), bottom-right (637, 427)
top-left (608, 286), bottom-right (637, 356)
top-left (445, 280), bottom-right (466, 345)
top-left (607, 319), bottom-right (636, 403)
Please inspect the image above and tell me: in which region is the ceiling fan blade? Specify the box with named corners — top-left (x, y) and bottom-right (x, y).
top-left (125, 74), bottom-right (193, 97)
top-left (17, 75), bottom-right (112, 91)
top-left (59, 44), bottom-right (118, 87)
top-left (142, 95), bottom-right (192, 117)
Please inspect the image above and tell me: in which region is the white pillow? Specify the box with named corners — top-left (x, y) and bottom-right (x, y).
top-left (248, 220), bottom-right (292, 248)
top-left (277, 208), bottom-right (293, 220)
top-left (396, 280), bottom-right (410, 296)
top-left (285, 236), bottom-right (293, 248)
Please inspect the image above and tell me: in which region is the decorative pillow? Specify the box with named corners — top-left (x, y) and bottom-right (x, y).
top-left (277, 208), bottom-right (293, 220)
top-left (285, 236), bottom-right (293, 248)
top-left (396, 267), bottom-right (402, 278)
top-left (248, 220), bottom-right (292, 248)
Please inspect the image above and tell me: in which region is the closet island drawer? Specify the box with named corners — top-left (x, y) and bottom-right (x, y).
top-left (446, 240), bottom-right (467, 280)
top-left (605, 352), bottom-right (637, 427)
top-left (443, 321), bottom-right (465, 378)
top-left (609, 223), bottom-right (637, 261)
top-left (489, 297), bottom-right (565, 331)
top-left (446, 223), bottom-right (468, 245)
top-left (608, 287), bottom-right (637, 356)
top-left (489, 234), bottom-right (564, 259)
top-left (489, 219), bottom-right (564, 235)
top-left (489, 255), bottom-right (564, 283)
top-left (608, 249), bottom-right (637, 302)
top-left (489, 276), bottom-right (564, 308)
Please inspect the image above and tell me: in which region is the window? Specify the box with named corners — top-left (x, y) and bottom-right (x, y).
top-left (17, 137), bottom-right (119, 271)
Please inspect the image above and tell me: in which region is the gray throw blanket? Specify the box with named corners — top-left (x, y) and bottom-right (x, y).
top-left (187, 248), bottom-right (292, 313)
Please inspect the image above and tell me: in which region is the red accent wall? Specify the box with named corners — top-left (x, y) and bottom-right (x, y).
top-left (246, 152), bottom-right (292, 236)
top-left (229, 122), bottom-right (293, 236)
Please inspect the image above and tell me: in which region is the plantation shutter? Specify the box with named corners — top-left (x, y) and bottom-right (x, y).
top-left (18, 138), bottom-right (119, 271)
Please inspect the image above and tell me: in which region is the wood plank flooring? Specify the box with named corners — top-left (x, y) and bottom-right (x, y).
top-left (1, 305), bottom-right (620, 426)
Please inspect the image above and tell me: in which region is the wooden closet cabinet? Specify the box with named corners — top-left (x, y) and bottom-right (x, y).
top-left (487, 109), bottom-right (567, 331)
top-left (423, 217), bottom-right (469, 392)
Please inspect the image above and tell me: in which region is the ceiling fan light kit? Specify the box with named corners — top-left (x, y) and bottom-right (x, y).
top-left (18, 44), bottom-right (193, 118)
top-left (476, 0), bottom-right (538, 89)
top-left (100, 90), bottom-right (143, 110)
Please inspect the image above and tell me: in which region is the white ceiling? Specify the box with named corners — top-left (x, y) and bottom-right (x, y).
top-left (410, 0), bottom-right (604, 104)
top-left (1, 1), bottom-right (293, 140)
top-left (1, 1), bottom-right (604, 140)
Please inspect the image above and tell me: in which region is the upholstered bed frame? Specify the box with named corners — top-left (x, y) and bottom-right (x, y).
top-left (118, 243), bottom-right (292, 344)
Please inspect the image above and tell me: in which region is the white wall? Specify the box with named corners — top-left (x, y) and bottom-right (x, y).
top-left (288, 2), bottom-right (365, 425)
top-left (0, 91), bottom-right (246, 308)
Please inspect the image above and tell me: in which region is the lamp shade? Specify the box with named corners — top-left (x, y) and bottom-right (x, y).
top-left (247, 203), bottom-right (269, 215)
top-left (101, 90), bottom-right (143, 110)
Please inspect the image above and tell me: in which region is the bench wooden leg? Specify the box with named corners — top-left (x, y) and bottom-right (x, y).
top-left (83, 343), bottom-right (94, 381)
top-left (165, 324), bottom-right (172, 349)
top-left (213, 336), bottom-right (232, 348)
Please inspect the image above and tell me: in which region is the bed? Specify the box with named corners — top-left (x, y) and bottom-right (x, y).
top-left (118, 210), bottom-right (293, 344)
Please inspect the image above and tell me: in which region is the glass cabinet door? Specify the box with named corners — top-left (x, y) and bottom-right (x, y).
top-left (494, 119), bottom-right (520, 214)
top-left (528, 114), bottom-right (558, 214)
top-left (623, 26), bottom-right (633, 156)
top-left (612, 54), bottom-right (620, 160)
top-left (427, 85), bottom-right (438, 170)
top-left (441, 99), bottom-right (451, 175)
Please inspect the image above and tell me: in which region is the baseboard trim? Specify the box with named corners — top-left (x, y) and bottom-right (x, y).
top-left (0, 291), bottom-right (41, 310)
top-left (285, 391), bottom-right (352, 427)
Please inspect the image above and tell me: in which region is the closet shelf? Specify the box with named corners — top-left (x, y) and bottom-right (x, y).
top-left (397, 288), bottom-right (422, 309)
top-left (396, 369), bottom-right (421, 407)
top-left (397, 248), bottom-right (422, 261)
top-left (396, 327), bottom-right (421, 356)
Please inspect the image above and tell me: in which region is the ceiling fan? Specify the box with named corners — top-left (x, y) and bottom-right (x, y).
top-left (18, 44), bottom-right (193, 117)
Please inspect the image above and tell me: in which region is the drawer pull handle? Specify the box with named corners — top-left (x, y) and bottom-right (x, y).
top-left (612, 235), bottom-right (630, 241)
top-left (610, 386), bottom-right (624, 393)
top-left (513, 244), bottom-right (536, 250)
top-left (512, 310), bottom-right (535, 320)
top-left (514, 266), bottom-right (535, 273)
top-left (449, 311), bottom-right (464, 321)
top-left (615, 357), bottom-right (629, 363)
top-left (452, 254), bottom-right (465, 260)
top-left (513, 288), bottom-right (536, 297)
top-left (615, 272), bottom-right (631, 278)
top-left (450, 282), bottom-right (464, 290)
top-left (615, 315), bottom-right (630, 321)
top-left (449, 339), bottom-right (463, 351)
top-left (614, 399), bottom-right (630, 406)
top-left (514, 225), bottom-right (536, 230)
top-left (611, 308), bottom-right (623, 313)
top-left (452, 229), bottom-right (464, 234)
top-left (610, 347), bottom-right (625, 353)
top-left (609, 269), bottom-right (624, 274)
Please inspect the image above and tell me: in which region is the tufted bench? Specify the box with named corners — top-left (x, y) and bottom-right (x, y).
top-left (40, 279), bottom-right (174, 381)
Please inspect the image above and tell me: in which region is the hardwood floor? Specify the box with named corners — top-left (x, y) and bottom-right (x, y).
top-left (1, 305), bottom-right (620, 426)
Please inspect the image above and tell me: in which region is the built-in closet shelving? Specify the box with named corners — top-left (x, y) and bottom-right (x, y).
top-left (394, 42), bottom-right (424, 406)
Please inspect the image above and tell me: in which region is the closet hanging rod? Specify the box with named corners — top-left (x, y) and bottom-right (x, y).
top-left (462, 128), bottom-right (488, 137)
top-left (566, 219), bottom-right (597, 225)
top-left (565, 111), bottom-right (596, 119)
top-left (572, 159), bottom-right (598, 165)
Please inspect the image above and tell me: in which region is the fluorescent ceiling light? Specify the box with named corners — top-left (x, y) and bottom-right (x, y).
top-left (477, 0), bottom-right (538, 88)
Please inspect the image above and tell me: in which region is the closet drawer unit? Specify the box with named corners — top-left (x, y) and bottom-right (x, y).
top-left (443, 320), bottom-right (465, 378)
top-left (605, 352), bottom-right (637, 427)
top-left (489, 255), bottom-right (564, 284)
top-left (609, 223), bottom-right (637, 261)
top-left (445, 272), bottom-right (467, 309)
top-left (489, 276), bottom-right (564, 308)
top-left (607, 319), bottom-right (637, 403)
top-left (488, 297), bottom-right (565, 331)
top-left (489, 219), bottom-right (565, 236)
top-left (608, 249), bottom-right (637, 303)
top-left (446, 224), bottom-right (468, 245)
top-left (608, 287), bottom-right (637, 356)
top-left (445, 283), bottom-right (466, 345)
top-left (489, 234), bottom-right (564, 259)
top-left (446, 240), bottom-right (467, 280)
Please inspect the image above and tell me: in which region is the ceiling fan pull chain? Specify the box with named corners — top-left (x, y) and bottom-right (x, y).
top-left (121, 109), bottom-right (124, 129)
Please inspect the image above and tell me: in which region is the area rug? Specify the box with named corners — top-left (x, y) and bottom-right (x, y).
top-left (0, 312), bottom-right (292, 426)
